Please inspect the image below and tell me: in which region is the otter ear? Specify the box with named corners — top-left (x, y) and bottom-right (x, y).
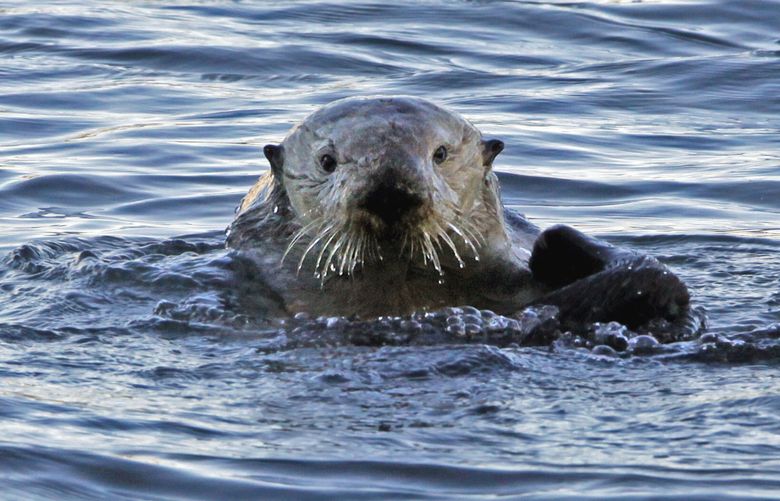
top-left (481, 139), bottom-right (504, 168)
top-left (263, 144), bottom-right (284, 180)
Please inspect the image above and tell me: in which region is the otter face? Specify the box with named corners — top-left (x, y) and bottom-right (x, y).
top-left (267, 96), bottom-right (504, 279)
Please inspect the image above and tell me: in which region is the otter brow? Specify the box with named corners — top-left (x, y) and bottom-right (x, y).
top-left (283, 172), bottom-right (310, 181)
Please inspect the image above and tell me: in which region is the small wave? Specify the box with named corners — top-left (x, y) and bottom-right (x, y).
top-left (0, 323), bottom-right (64, 343)
top-left (0, 445), bottom-right (322, 501)
top-left (2, 174), bottom-right (145, 208)
top-left (5, 444), bottom-right (779, 501)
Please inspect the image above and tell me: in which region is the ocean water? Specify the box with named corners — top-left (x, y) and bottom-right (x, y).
top-left (1, 0), bottom-right (779, 499)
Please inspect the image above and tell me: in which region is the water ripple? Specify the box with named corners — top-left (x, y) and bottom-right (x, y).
top-left (2, 0), bottom-right (780, 498)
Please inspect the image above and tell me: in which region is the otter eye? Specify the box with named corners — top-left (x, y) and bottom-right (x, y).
top-left (433, 145), bottom-right (447, 164)
top-left (320, 154), bottom-right (337, 173)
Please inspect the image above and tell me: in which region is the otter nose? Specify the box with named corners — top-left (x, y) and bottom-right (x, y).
top-left (360, 170), bottom-right (423, 225)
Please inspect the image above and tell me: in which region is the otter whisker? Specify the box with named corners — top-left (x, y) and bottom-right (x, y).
top-left (421, 231), bottom-right (442, 273)
top-left (374, 234), bottom-right (384, 262)
top-left (347, 232), bottom-right (362, 274)
top-left (447, 222), bottom-right (480, 261)
top-left (282, 218), bottom-right (323, 264)
top-left (416, 233), bottom-right (430, 266)
top-left (351, 230), bottom-right (365, 274)
top-left (338, 231), bottom-right (358, 276)
top-left (399, 232), bottom-right (410, 258)
top-left (320, 231), bottom-right (349, 282)
top-left (360, 233), bottom-right (371, 269)
top-left (313, 226), bottom-right (341, 275)
top-left (350, 231), bottom-right (363, 272)
top-left (461, 219), bottom-right (486, 246)
top-left (458, 219), bottom-right (487, 257)
top-left (371, 233), bottom-right (382, 262)
top-left (355, 228), bottom-right (370, 271)
top-left (298, 223), bottom-right (336, 274)
top-left (416, 233), bottom-right (433, 267)
top-left (434, 222), bottom-right (464, 268)
top-left (360, 232), bottom-right (372, 264)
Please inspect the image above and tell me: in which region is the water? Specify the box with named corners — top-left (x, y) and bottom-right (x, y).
top-left (1, 0), bottom-right (779, 498)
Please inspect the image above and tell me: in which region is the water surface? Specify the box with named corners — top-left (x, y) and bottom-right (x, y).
top-left (1, 1), bottom-right (779, 499)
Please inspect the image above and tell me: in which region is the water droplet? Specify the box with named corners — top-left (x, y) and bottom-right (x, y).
top-left (326, 317), bottom-right (346, 329)
top-left (446, 323), bottom-right (466, 337)
top-left (464, 323), bottom-right (482, 336)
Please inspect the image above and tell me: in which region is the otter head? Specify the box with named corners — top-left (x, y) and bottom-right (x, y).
top-left (265, 96), bottom-right (505, 280)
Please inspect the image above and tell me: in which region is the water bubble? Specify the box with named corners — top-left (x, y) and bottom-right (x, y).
top-left (506, 319), bottom-right (521, 332)
top-left (462, 314), bottom-right (482, 326)
top-left (464, 323), bottom-right (482, 336)
top-left (485, 316), bottom-right (509, 332)
top-left (424, 310), bottom-right (446, 321)
top-left (446, 323), bottom-right (466, 337)
top-left (399, 320), bottom-right (421, 332)
top-left (699, 332), bottom-right (723, 344)
top-left (592, 345), bottom-right (618, 357)
top-left (446, 315), bottom-right (465, 326)
top-left (461, 306), bottom-right (480, 317)
top-left (592, 321), bottom-right (626, 338)
top-left (629, 334), bottom-right (659, 351)
top-left (480, 309), bottom-right (496, 320)
top-left (326, 316), bottom-right (346, 329)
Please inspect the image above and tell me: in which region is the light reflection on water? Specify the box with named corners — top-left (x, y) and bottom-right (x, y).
top-left (1, 0), bottom-right (780, 499)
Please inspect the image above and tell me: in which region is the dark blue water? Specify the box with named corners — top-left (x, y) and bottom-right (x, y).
top-left (2, 1), bottom-right (780, 499)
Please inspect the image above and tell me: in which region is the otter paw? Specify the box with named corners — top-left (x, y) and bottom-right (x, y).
top-left (529, 224), bottom-right (612, 288)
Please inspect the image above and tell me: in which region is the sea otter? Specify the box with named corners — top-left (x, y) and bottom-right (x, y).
top-left (227, 96), bottom-right (689, 329)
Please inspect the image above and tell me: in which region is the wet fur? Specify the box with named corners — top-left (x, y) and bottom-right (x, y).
top-left (227, 96), bottom-right (691, 328)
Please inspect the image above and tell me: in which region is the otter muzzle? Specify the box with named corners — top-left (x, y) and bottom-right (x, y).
top-left (359, 168), bottom-right (424, 226)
